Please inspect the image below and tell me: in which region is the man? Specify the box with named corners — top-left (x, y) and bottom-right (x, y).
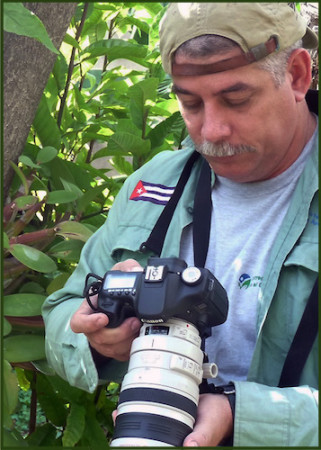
top-left (43, 3), bottom-right (318, 446)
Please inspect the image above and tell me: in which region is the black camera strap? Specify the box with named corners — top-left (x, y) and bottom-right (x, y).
top-left (140, 150), bottom-right (213, 269)
top-left (192, 158), bottom-right (212, 268)
top-left (278, 277), bottom-right (318, 388)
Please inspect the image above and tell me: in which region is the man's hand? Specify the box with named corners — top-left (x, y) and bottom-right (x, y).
top-left (70, 259), bottom-right (143, 361)
top-left (183, 393), bottom-right (233, 447)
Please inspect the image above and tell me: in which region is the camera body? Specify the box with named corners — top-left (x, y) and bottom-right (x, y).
top-left (85, 257), bottom-right (228, 336)
top-left (85, 257), bottom-right (228, 447)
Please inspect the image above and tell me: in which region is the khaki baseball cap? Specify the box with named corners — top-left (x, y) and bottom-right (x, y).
top-left (159, 3), bottom-right (318, 75)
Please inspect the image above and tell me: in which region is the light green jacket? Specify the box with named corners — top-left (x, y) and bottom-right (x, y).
top-left (43, 135), bottom-right (318, 446)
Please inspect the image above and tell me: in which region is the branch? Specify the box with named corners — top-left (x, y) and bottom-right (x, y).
top-left (57, 3), bottom-right (89, 128)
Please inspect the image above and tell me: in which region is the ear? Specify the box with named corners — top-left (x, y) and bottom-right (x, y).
top-left (287, 49), bottom-right (312, 102)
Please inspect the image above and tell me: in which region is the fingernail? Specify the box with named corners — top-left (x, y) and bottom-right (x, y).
top-left (130, 266), bottom-right (143, 272)
top-left (187, 440), bottom-right (199, 447)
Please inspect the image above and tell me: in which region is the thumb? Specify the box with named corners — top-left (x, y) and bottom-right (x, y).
top-left (70, 298), bottom-right (109, 333)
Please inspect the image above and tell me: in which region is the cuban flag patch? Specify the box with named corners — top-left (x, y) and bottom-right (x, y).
top-left (130, 180), bottom-right (175, 205)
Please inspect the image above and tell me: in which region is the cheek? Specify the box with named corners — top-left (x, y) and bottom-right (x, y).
top-left (180, 112), bottom-right (202, 141)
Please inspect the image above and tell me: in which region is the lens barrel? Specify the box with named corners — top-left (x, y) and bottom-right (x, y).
top-left (110, 319), bottom-right (204, 447)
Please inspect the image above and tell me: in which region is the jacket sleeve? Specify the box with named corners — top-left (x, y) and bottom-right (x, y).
top-left (42, 178), bottom-right (135, 393)
top-left (42, 149), bottom-right (182, 392)
top-left (233, 381), bottom-right (318, 446)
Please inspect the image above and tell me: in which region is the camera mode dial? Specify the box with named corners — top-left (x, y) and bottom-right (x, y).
top-left (181, 267), bottom-right (202, 285)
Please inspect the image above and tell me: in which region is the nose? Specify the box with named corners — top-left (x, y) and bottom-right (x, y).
top-left (201, 104), bottom-right (232, 143)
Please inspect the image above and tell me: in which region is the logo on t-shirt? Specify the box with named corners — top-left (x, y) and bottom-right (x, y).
top-left (239, 273), bottom-right (263, 289)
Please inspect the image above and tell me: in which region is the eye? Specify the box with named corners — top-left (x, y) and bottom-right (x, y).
top-left (180, 99), bottom-right (203, 111)
top-left (223, 96), bottom-right (251, 108)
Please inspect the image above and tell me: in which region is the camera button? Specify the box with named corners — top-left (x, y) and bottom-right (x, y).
top-left (181, 267), bottom-right (202, 285)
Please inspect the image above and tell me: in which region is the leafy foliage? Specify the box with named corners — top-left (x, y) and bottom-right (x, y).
top-left (4, 2), bottom-right (186, 446)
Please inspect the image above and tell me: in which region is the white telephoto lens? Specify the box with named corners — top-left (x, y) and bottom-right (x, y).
top-left (111, 319), bottom-right (207, 447)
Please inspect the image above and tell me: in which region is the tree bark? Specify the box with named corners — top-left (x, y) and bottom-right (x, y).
top-left (3, 2), bottom-right (78, 202)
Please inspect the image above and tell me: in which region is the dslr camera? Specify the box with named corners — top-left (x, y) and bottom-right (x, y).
top-left (85, 257), bottom-right (228, 447)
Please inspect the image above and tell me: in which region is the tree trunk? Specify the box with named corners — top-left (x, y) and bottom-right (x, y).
top-left (3, 2), bottom-right (78, 202)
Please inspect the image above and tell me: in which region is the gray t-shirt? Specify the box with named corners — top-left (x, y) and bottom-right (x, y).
top-left (180, 126), bottom-right (317, 385)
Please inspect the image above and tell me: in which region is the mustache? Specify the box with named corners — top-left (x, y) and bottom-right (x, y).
top-left (195, 141), bottom-right (256, 157)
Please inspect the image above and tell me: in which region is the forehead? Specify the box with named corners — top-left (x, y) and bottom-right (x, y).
top-left (172, 56), bottom-right (267, 96)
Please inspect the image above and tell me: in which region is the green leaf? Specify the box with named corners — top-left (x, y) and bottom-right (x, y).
top-left (46, 272), bottom-right (71, 295)
top-left (82, 403), bottom-right (109, 446)
top-left (4, 293), bottom-right (46, 317)
top-left (36, 373), bottom-right (68, 427)
top-left (3, 232), bottom-right (10, 249)
top-left (55, 221), bottom-right (93, 242)
top-left (48, 240), bottom-right (83, 263)
top-left (25, 422), bottom-right (60, 446)
top-left (4, 3), bottom-right (59, 54)
top-left (110, 155), bottom-right (134, 176)
top-left (9, 161), bottom-right (29, 195)
top-left (9, 243), bottom-right (57, 273)
top-left (3, 318), bottom-right (12, 336)
top-left (80, 38), bottom-right (147, 62)
top-left (19, 281), bottom-right (46, 294)
top-left (36, 146), bottom-right (58, 164)
top-left (52, 53), bottom-right (68, 92)
top-left (31, 359), bottom-right (56, 376)
top-left (15, 367), bottom-right (31, 390)
top-left (128, 77), bottom-right (159, 104)
top-left (3, 360), bottom-right (19, 423)
top-left (147, 111), bottom-right (183, 148)
top-left (33, 94), bottom-right (61, 149)
top-left (120, 16), bottom-right (150, 35)
top-left (47, 374), bottom-right (85, 403)
top-left (47, 190), bottom-right (79, 204)
top-left (4, 335), bottom-right (46, 362)
top-left (105, 132), bottom-right (151, 158)
top-left (62, 403), bottom-right (86, 447)
top-left (60, 178), bottom-right (84, 199)
top-left (76, 182), bottom-right (110, 213)
top-left (19, 154), bottom-right (39, 169)
top-left (63, 32), bottom-right (81, 50)
top-left (3, 428), bottom-right (28, 447)
top-left (14, 194), bottom-right (38, 210)
top-left (128, 78), bottom-right (159, 128)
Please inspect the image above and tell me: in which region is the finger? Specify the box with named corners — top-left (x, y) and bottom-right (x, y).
top-left (183, 394), bottom-right (233, 447)
top-left (112, 409), bottom-right (118, 425)
top-left (87, 316), bottom-right (141, 344)
top-left (87, 317), bottom-right (141, 360)
top-left (112, 259), bottom-right (143, 272)
top-left (183, 431), bottom-right (206, 447)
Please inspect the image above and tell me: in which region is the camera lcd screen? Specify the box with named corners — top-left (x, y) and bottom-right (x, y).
top-left (103, 273), bottom-right (137, 290)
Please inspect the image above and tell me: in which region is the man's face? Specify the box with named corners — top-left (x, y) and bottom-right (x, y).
top-left (172, 50), bottom-right (301, 183)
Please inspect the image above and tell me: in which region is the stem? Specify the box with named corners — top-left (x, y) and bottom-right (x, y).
top-left (86, 131), bottom-right (96, 163)
top-left (103, 16), bottom-right (117, 72)
top-left (4, 262), bottom-right (30, 280)
top-left (11, 202), bottom-right (44, 237)
top-left (79, 207), bottom-right (109, 221)
top-left (9, 228), bottom-right (56, 245)
top-left (87, 15), bottom-right (118, 163)
top-left (4, 273), bottom-right (27, 295)
top-left (28, 372), bottom-right (37, 435)
top-left (57, 3), bottom-right (89, 128)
